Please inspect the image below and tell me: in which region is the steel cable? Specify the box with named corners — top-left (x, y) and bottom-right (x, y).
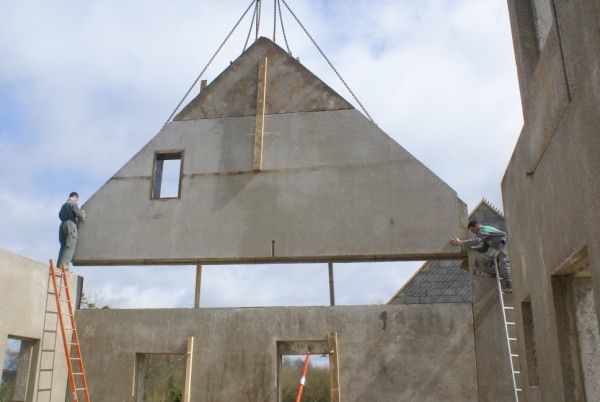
top-left (280, 0), bottom-right (374, 122)
top-left (162, 0), bottom-right (257, 129)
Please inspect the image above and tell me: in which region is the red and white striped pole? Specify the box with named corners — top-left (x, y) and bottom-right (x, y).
top-left (295, 350), bottom-right (312, 402)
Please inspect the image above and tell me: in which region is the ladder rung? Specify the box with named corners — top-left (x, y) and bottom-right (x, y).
top-left (510, 354), bottom-right (519, 357)
top-left (41, 349), bottom-right (55, 352)
top-left (43, 330), bottom-right (57, 333)
top-left (75, 387), bottom-right (87, 391)
top-left (513, 371), bottom-right (521, 374)
top-left (46, 311), bottom-right (58, 314)
top-left (516, 388), bottom-right (522, 392)
top-left (508, 337), bottom-right (517, 341)
top-left (70, 357), bottom-right (81, 360)
top-left (73, 372), bottom-right (84, 375)
top-left (504, 306), bottom-right (514, 310)
top-left (37, 388), bottom-right (52, 392)
top-left (506, 322), bottom-right (515, 325)
top-left (40, 368), bottom-right (54, 372)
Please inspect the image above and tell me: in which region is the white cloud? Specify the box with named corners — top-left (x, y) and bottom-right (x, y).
top-left (0, 0), bottom-right (522, 307)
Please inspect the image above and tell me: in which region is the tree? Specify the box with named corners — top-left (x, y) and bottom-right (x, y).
top-left (0, 349), bottom-right (19, 402)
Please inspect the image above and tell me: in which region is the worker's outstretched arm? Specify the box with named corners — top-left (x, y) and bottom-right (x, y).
top-left (449, 236), bottom-right (480, 247)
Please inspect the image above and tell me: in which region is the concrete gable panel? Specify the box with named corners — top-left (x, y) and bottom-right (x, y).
top-left (74, 108), bottom-right (466, 265)
top-left (174, 37), bottom-right (353, 120)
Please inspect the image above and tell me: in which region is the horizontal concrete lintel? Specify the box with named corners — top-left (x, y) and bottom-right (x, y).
top-left (73, 252), bottom-right (467, 266)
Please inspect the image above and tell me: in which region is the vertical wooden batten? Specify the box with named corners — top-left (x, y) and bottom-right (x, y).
top-left (183, 336), bottom-right (194, 402)
top-left (328, 332), bottom-right (341, 402)
top-left (253, 56), bottom-right (268, 171)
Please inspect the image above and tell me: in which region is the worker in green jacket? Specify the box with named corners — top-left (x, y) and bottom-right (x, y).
top-left (57, 192), bottom-right (85, 269)
top-left (450, 219), bottom-right (512, 292)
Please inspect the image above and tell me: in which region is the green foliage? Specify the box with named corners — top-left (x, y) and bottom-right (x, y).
top-left (0, 349), bottom-right (18, 402)
top-left (281, 357), bottom-right (330, 402)
top-left (140, 354), bottom-right (184, 402)
top-left (0, 372), bottom-right (16, 402)
top-left (80, 292), bottom-right (111, 309)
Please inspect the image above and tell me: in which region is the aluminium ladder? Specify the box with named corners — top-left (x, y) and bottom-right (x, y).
top-left (48, 260), bottom-right (91, 402)
top-left (492, 256), bottom-right (521, 401)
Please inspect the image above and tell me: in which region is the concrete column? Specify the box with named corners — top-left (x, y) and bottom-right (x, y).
top-left (328, 262), bottom-right (335, 306)
top-left (194, 264), bottom-right (202, 308)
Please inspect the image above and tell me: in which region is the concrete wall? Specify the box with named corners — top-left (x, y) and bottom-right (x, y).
top-left (73, 38), bottom-right (467, 266)
top-left (0, 249), bottom-right (75, 402)
top-left (77, 304), bottom-right (478, 402)
top-left (470, 259), bottom-right (518, 401)
top-left (503, 1), bottom-right (600, 400)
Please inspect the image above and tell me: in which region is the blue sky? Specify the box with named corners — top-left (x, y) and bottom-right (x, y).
top-left (0, 0), bottom-right (523, 308)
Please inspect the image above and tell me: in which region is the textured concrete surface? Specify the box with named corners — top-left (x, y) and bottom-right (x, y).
top-left (176, 37), bottom-right (353, 120)
top-left (75, 103), bottom-right (466, 264)
top-left (572, 276), bottom-right (600, 399)
top-left (470, 260), bottom-right (518, 402)
top-left (504, 1), bottom-right (600, 400)
top-left (0, 249), bottom-right (76, 402)
top-left (77, 304), bottom-right (478, 402)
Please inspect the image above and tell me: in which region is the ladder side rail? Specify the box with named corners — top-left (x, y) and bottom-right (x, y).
top-left (49, 260), bottom-right (79, 401)
top-left (493, 257), bottom-right (520, 402)
top-left (59, 263), bottom-right (92, 402)
top-left (37, 265), bottom-right (60, 401)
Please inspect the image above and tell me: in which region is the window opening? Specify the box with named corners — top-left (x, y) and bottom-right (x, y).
top-left (152, 152), bottom-right (182, 199)
top-left (277, 340), bottom-right (331, 402)
top-left (1, 336), bottom-right (39, 402)
top-left (551, 248), bottom-right (600, 401)
top-left (135, 353), bottom-right (185, 402)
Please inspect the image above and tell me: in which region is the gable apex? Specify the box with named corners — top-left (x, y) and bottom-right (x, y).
top-left (175, 37), bottom-right (353, 120)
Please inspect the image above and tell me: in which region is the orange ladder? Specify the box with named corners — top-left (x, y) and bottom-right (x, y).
top-left (48, 260), bottom-right (91, 402)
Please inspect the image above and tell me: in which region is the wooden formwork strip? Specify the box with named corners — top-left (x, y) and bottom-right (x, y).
top-left (183, 336), bottom-right (194, 402)
top-left (253, 56), bottom-right (268, 171)
top-left (328, 332), bottom-right (341, 402)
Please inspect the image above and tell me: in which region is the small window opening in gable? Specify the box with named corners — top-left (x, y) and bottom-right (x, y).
top-left (152, 152), bottom-right (183, 199)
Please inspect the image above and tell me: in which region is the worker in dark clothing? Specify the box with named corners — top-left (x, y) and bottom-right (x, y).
top-left (450, 219), bottom-right (512, 292)
top-left (57, 192), bottom-right (85, 269)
